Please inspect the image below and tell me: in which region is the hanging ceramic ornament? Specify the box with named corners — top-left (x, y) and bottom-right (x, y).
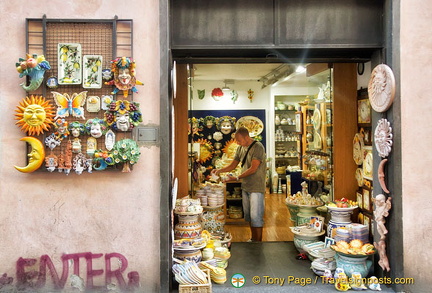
top-left (231, 90), bottom-right (238, 104)
top-left (53, 119), bottom-right (70, 141)
top-left (105, 130), bottom-right (116, 151)
top-left (73, 153), bottom-right (88, 175)
top-left (45, 153), bottom-right (58, 172)
top-left (16, 54), bottom-right (51, 91)
top-left (247, 89), bottom-right (254, 103)
top-left (93, 150), bottom-right (115, 171)
top-left (82, 55), bottom-right (103, 89)
top-left (211, 88), bottom-right (223, 101)
top-left (102, 68), bottom-right (113, 81)
top-left (45, 134), bottom-right (61, 150)
top-left (15, 95), bottom-right (55, 136)
top-left (52, 91), bottom-right (87, 120)
top-left (46, 76), bottom-right (59, 89)
top-left (69, 121), bottom-right (85, 138)
top-left (101, 95), bottom-right (113, 110)
top-left (105, 57), bottom-right (143, 97)
top-left (112, 139), bottom-right (141, 172)
top-left (368, 64), bottom-right (396, 112)
top-left (63, 140), bottom-right (73, 175)
top-left (86, 137), bottom-right (97, 156)
top-left (86, 96), bottom-right (101, 113)
top-left (72, 138), bottom-right (82, 153)
top-left (197, 89), bottom-right (205, 100)
top-left (58, 43), bottom-right (82, 85)
top-left (14, 137), bottom-right (45, 173)
top-left (85, 118), bottom-right (107, 138)
top-left (374, 118), bottom-right (393, 158)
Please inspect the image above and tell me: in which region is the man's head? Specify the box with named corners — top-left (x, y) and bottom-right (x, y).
top-left (235, 127), bottom-right (252, 146)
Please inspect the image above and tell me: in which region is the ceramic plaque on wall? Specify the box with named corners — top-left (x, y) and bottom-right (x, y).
top-left (375, 118), bottom-right (393, 158)
top-left (86, 96), bottom-right (100, 113)
top-left (83, 55), bottom-right (103, 89)
top-left (368, 64), bottom-right (396, 112)
top-left (101, 95), bottom-right (113, 110)
top-left (58, 43), bottom-right (82, 85)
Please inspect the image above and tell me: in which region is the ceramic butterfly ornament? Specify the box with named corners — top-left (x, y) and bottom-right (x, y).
top-left (52, 91), bottom-right (87, 120)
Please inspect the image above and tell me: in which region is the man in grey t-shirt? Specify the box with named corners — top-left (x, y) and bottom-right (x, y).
top-left (212, 127), bottom-right (266, 242)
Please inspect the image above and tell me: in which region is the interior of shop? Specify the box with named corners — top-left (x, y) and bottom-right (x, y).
top-left (172, 62), bottom-right (387, 289)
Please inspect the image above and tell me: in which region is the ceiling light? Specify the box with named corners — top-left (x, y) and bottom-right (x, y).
top-left (296, 65), bottom-right (306, 73)
top-left (222, 79), bottom-right (235, 91)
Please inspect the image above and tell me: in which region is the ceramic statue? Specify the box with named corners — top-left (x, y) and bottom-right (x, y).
top-left (16, 54), bottom-right (51, 91)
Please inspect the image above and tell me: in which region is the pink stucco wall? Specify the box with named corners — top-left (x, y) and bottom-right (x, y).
top-left (401, 0), bottom-right (432, 292)
top-left (0, 0), bottom-right (160, 291)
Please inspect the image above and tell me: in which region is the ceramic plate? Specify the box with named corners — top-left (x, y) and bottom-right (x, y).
top-left (355, 168), bottom-right (364, 187)
top-left (312, 108), bottom-right (321, 130)
top-left (58, 43), bottom-right (82, 84)
top-left (235, 116), bottom-right (264, 137)
top-left (326, 205), bottom-right (358, 212)
top-left (353, 133), bottom-right (364, 165)
top-left (368, 64), bottom-right (396, 113)
top-left (82, 55), bottom-right (103, 88)
top-left (333, 249), bottom-right (375, 258)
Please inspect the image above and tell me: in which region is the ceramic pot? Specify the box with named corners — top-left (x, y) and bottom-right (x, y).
top-left (334, 253), bottom-right (372, 278)
top-left (202, 248), bottom-right (214, 261)
top-left (174, 214), bottom-right (202, 239)
top-left (297, 206), bottom-right (319, 226)
top-left (285, 203), bottom-right (299, 225)
top-left (174, 249), bottom-right (202, 263)
top-left (201, 206), bottom-right (225, 233)
top-left (293, 233), bottom-right (322, 253)
top-left (327, 210), bottom-right (353, 238)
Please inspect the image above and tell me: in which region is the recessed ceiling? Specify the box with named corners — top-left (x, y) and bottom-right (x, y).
top-left (192, 63), bottom-right (329, 87)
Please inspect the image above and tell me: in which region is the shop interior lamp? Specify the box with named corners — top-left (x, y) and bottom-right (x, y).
top-left (222, 79), bottom-right (234, 91)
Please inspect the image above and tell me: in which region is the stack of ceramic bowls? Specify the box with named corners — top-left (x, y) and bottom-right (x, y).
top-left (351, 224), bottom-right (369, 243)
top-left (207, 193), bottom-right (218, 207)
top-left (334, 227), bottom-right (351, 243)
top-left (214, 247), bottom-right (231, 269)
top-left (199, 262), bottom-right (227, 284)
top-left (233, 187), bottom-right (242, 198)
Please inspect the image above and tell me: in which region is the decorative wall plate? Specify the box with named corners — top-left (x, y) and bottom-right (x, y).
top-left (83, 55), bottom-right (103, 89)
top-left (314, 131), bottom-right (322, 150)
top-left (235, 116), bottom-right (264, 137)
top-left (355, 168), bottom-right (364, 187)
top-left (358, 99), bottom-right (371, 124)
top-left (353, 133), bottom-right (365, 165)
top-left (368, 64), bottom-right (396, 112)
top-left (312, 108), bottom-right (321, 131)
top-left (374, 118), bottom-right (393, 158)
top-left (58, 43), bottom-right (82, 85)
top-left (363, 148), bottom-right (373, 180)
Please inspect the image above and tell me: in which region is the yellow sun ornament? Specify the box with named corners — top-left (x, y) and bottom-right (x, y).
top-left (15, 95), bottom-right (55, 136)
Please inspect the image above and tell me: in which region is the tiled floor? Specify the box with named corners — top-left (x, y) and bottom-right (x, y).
top-left (211, 242), bottom-right (395, 292)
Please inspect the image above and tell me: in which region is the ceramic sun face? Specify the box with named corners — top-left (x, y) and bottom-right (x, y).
top-left (15, 95), bottom-right (55, 136)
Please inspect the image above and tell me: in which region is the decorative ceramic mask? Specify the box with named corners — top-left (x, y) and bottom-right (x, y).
top-left (53, 118), bottom-right (69, 140)
top-left (15, 95), bottom-right (55, 136)
top-left (85, 118), bottom-right (107, 138)
top-left (188, 117), bottom-right (203, 136)
top-left (104, 100), bottom-right (142, 131)
top-left (16, 54), bottom-right (51, 91)
top-left (14, 137), bottom-right (45, 173)
top-left (105, 57), bottom-right (143, 97)
top-left (218, 116), bottom-right (236, 135)
top-left (204, 116), bottom-right (216, 129)
top-left (52, 91), bottom-right (87, 120)
top-left (69, 121), bottom-right (85, 138)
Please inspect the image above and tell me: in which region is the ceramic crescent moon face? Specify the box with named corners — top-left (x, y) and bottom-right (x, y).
top-left (14, 137), bottom-right (45, 173)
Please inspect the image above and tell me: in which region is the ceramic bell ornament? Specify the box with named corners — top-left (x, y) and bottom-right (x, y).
top-left (85, 118), bottom-right (107, 138)
top-left (15, 95), bottom-right (55, 136)
top-left (16, 54), bottom-right (51, 91)
top-left (105, 57), bottom-right (143, 97)
top-left (104, 100), bottom-right (142, 132)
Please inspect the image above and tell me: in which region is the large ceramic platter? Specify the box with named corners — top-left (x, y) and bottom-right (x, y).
top-left (312, 108), bottom-right (321, 130)
top-left (353, 133), bottom-right (364, 165)
top-left (82, 55), bottom-right (103, 89)
top-left (236, 116), bottom-right (264, 137)
top-left (332, 249), bottom-right (376, 258)
top-left (58, 43), bottom-right (82, 85)
top-left (368, 64), bottom-right (396, 113)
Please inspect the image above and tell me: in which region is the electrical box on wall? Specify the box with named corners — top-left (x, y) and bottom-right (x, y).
top-left (136, 126), bottom-right (158, 142)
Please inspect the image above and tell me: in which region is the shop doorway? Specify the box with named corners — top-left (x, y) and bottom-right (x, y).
top-left (173, 62), bottom-right (369, 243)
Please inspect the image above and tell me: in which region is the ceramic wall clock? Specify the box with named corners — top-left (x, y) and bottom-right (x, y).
top-left (368, 64), bottom-right (396, 112)
top-left (363, 147), bottom-right (373, 180)
top-left (358, 99), bottom-right (371, 124)
top-left (83, 55), bottom-right (103, 89)
top-left (58, 43), bottom-right (82, 85)
top-left (375, 118), bottom-right (393, 158)
top-left (353, 133), bottom-right (365, 165)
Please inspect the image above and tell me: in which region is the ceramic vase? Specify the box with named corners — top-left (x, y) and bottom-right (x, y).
top-left (174, 214), bottom-right (202, 239)
top-left (334, 253), bottom-right (372, 278)
top-left (285, 203), bottom-right (299, 225)
top-left (297, 206), bottom-right (319, 226)
top-left (327, 210), bottom-right (353, 238)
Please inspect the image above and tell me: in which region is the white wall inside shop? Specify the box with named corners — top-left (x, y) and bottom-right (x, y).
top-left (0, 0), bottom-right (160, 291)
